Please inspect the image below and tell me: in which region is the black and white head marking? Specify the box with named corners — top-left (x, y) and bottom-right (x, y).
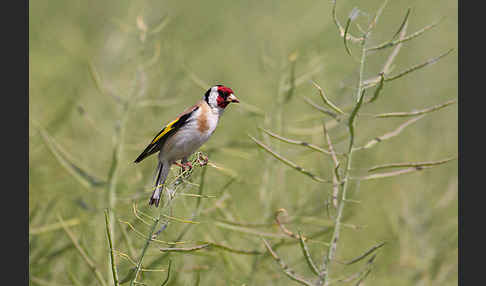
top-left (204, 85), bottom-right (238, 112)
top-left (204, 86), bottom-right (219, 108)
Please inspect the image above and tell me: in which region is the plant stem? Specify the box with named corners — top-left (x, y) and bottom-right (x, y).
top-left (130, 214), bottom-right (160, 286)
top-left (320, 31), bottom-right (369, 286)
top-left (107, 67), bottom-right (142, 282)
top-left (105, 209), bottom-right (120, 286)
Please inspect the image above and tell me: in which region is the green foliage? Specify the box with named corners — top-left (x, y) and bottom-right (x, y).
top-left (30, 0), bottom-right (457, 285)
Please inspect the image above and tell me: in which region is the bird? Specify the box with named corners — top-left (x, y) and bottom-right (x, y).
top-left (134, 85), bottom-right (239, 207)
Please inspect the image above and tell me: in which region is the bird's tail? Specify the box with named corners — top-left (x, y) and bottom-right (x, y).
top-left (149, 162), bottom-right (170, 207)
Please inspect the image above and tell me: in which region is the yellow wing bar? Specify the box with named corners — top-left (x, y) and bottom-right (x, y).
top-left (151, 118), bottom-right (180, 144)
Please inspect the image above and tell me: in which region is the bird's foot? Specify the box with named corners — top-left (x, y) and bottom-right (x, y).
top-left (175, 160), bottom-right (193, 174)
top-left (197, 153), bottom-right (209, 166)
top-left (173, 161), bottom-right (189, 174)
top-left (182, 161), bottom-right (193, 172)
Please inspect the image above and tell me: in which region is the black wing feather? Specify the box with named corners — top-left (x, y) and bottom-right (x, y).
top-left (134, 107), bottom-right (198, 163)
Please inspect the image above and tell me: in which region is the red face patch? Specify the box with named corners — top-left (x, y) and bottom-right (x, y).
top-left (216, 94), bottom-right (229, 108)
top-left (217, 86), bottom-right (234, 96)
top-left (216, 85), bottom-right (234, 108)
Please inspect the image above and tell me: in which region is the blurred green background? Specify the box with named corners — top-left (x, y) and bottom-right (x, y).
top-left (29, 0), bottom-right (457, 285)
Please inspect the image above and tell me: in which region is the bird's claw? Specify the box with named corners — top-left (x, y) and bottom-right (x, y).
top-left (174, 161), bottom-right (192, 174)
top-left (197, 153), bottom-right (209, 166)
top-left (183, 161), bottom-right (193, 172)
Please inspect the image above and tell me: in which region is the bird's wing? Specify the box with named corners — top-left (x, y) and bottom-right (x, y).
top-left (134, 103), bottom-right (200, 163)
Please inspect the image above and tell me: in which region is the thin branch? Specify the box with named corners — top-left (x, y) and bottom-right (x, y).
top-left (206, 161), bottom-right (239, 180)
top-left (336, 242), bottom-right (386, 265)
top-left (354, 115), bottom-right (426, 151)
top-left (331, 0), bottom-right (364, 43)
top-left (130, 215), bottom-right (159, 286)
top-left (333, 253), bottom-right (378, 284)
top-left (57, 214), bottom-right (107, 286)
top-left (298, 231), bottom-right (320, 276)
top-left (118, 219), bottom-right (189, 245)
top-left (105, 210), bottom-right (120, 286)
top-left (323, 123), bottom-right (341, 208)
top-left (324, 122), bottom-right (340, 167)
top-left (311, 80), bottom-right (344, 115)
top-left (178, 193), bottom-right (216, 199)
top-left (392, 8), bottom-right (412, 42)
top-left (365, 72), bottom-right (385, 104)
top-left (302, 97), bottom-right (339, 119)
top-left (275, 209), bottom-right (301, 240)
top-left (67, 271), bottom-right (83, 286)
top-left (367, 157), bottom-right (456, 172)
top-left (363, 19), bottom-right (409, 89)
top-left (132, 204), bottom-right (153, 227)
top-left (160, 242), bottom-right (262, 255)
top-left (352, 165), bottom-right (446, 181)
top-left (213, 220), bottom-right (329, 247)
top-left (161, 214), bottom-right (200, 224)
top-left (214, 221), bottom-right (295, 240)
top-left (385, 49), bottom-right (454, 82)
top-left (249, 134), bottom-right (330, 183)
top-left (260, 127), bottom-right (333, 155)
top-left (160, 260), bottom-right (172, 286)
top-left (30, 218), bottom-right (81, 235)
top-left (143, 42), bottom-right (161, 68)
top-left (149, 15), bottom-right (170, 35)
top-left (160, 244), bottom-right (210, 252)
top-left (381, 18), bottom-right (407, 75)
top-left (30, 277), bottom-right (72, 286)
top-left (207, 242), bottom-right (263, 255)
top-left (118, 220), bottom-right (137, 260)
top-left (353, 254), bottom-right (377, 285)
top-left (348, 89), bottom-right (366, 152)
top-left (33, 121), bottom-right (105, 189)
top-left (88, 61), bottom-right (123, 103)
top-left (195, 164), bottom-right (208, 213)
top-left (282, 63), bottom-right (324, 92)
top-left (374, 99), bottom-right (456, 118)
top-left (343, 15), bottom-right (354, 58)
top-left (367, 0), bottom-right (390, 32)
top-left (262, 238), bottom-right (314, 286)
top-left (133, 203), bottom-right (156, 221)
top-left (367, 17), bottom-right (444, 52)
top-left (284, 54), bottom-right (297, 103)
top-left (212, 218), bottom-right (272, 228)
top-left (113, 250), bottom-right (139, 267)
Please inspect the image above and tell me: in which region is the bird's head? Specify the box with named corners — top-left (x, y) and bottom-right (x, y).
top-left (204, 85), bottom-right (239, 110)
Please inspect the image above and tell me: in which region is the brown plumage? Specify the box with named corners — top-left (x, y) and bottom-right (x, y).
top-left (197, 100), bottom-right (210, 132)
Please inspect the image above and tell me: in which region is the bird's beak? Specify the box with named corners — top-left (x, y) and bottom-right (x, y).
top-left (226, 94), bottom-right (239, 103)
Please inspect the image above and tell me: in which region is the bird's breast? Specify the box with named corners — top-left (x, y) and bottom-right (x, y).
top-left (197, 103), bottom-right (219, 137)
top-left (160, 108), bottom-right (219, 162)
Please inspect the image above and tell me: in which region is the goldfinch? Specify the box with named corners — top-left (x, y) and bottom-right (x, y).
top-left (134, 85), bottom-right (239, 207)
